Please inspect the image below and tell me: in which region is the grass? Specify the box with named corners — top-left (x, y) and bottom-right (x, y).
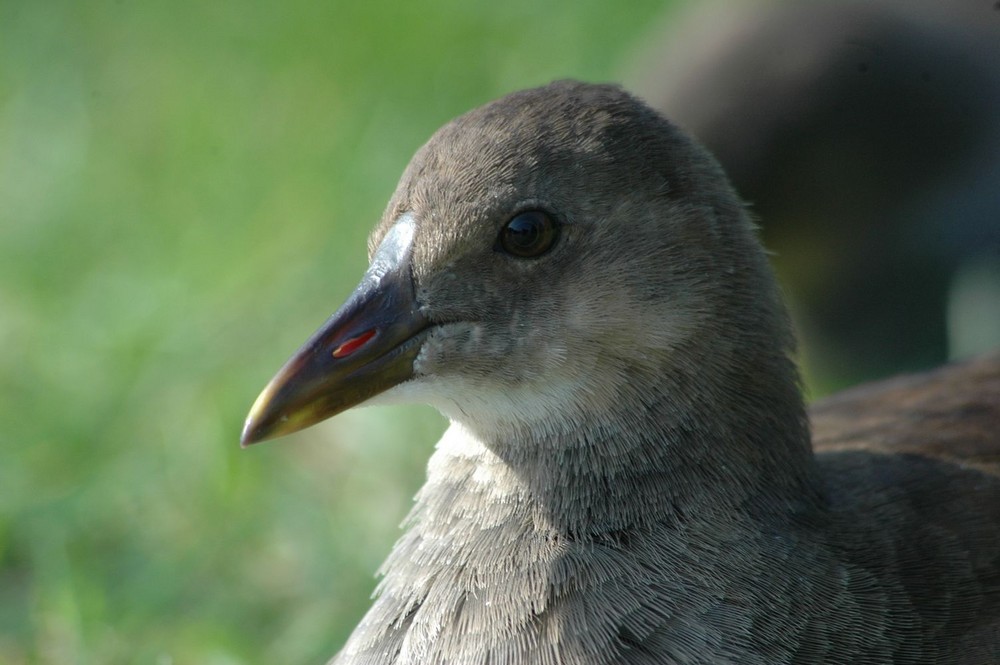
top-left (0, 0), bottom-right (676, 662)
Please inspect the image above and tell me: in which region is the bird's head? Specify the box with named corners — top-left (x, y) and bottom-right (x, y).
top-left (242, 81), bottom-right (803, 464)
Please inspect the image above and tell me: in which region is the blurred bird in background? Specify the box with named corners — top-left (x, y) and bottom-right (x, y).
top-left (633, 0), bottom-right (1000, 390)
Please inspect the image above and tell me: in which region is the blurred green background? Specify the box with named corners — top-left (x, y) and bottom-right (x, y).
top-left (5, 0), bottom-right (998, 662)
top-left (0, 1), bottom-right (677, 662)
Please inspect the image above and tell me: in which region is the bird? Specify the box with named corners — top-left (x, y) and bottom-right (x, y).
top-left (241, 81), bottom-right (1000, 664)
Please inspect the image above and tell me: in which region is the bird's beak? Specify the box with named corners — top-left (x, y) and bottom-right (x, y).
top-left (241, 217), bottom-right (428, 446)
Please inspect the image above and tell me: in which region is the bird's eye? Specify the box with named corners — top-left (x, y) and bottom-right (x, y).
top-left (497, 211), bottom-right (559, 258)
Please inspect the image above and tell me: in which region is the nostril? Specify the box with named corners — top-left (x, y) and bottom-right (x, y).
top-left (332, 329), bottom-right (377, 359)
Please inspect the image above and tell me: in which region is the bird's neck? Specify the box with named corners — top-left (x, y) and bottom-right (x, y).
top-left (360, 358), bottom-right (822, 659)
top-left (423, 354), bottom-right (821, 537)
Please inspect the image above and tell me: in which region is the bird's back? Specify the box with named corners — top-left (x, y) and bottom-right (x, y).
top-left (812, 354), bottom-right (1000, 475)
top-left (814, 449), bottom-right (1000, 663)
top-left (810, 354), bottom-right (1000, 663)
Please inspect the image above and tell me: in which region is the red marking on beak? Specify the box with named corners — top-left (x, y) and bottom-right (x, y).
top-left (332, 329), bottom-right (377, 359)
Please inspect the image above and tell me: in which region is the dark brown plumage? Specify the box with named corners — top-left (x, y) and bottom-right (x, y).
top-left (243, 81), bottom-right (1000, 664)
top-left (812, 353), bottom-right (1000, 474)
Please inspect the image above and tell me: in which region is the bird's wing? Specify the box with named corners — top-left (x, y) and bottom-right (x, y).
top-left (810, 353), bottom-right (1000, 475)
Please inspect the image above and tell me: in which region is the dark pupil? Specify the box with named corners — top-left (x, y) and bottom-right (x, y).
top-left (506, 214), bottom-right (542, 249)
